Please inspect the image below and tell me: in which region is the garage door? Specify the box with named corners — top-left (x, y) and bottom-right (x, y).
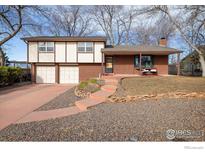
top-left (36, 66), bottom-right (55, 83)
top-left (60, 67), bottom-right (79, 83)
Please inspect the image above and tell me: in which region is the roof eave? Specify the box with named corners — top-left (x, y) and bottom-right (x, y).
top-left (101, 50), bottom-right (181, 55)
top-left (21, 36), bottom-right (107, 42)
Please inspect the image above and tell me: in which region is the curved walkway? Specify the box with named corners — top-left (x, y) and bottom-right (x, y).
top-left (15, 77), bottom-right (118, 124)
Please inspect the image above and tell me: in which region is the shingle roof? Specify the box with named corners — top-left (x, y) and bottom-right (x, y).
top-left (102, 45), bottom-right (181, 55)
top-left (22, 36), bottom-right (107, 42)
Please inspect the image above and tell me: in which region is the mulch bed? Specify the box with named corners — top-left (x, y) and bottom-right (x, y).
top-left (36, 87), bottom-right (82, 111)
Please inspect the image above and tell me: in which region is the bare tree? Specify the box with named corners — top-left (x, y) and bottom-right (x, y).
top-left (132, 17), bottom-right (175, 45)
top-left (91, 5), bottom-right (125, 45)
top-left (132, 22), bottom-right (156, 45)
top-left (0, 5), bottom-right (46, 65)
top-left (45, 6), bottom-right (95, 36)
top-left (0, 5), bottom-right (46, 46)
top-left (0, 6), bottom-right (23, 46)
top-left (118, 6), bottom-right (138, 45)
top-left (153, 5), bottom-right (205, 76)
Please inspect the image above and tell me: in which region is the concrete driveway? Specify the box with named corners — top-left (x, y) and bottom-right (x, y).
top-left (0, 84), bottom-right (74, 130)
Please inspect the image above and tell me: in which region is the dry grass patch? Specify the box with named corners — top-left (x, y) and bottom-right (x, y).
top-left (120, 76), bottom-right (205, 96)
top-left (109, 76), bottom-right (205, 103)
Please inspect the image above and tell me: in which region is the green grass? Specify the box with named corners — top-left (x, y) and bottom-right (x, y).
top-left (78, 81), bottom-right (88, 89)
top-left (78, 78), bottom-right (99, 90)
top-left (88, 78), bottom-right (97, 84)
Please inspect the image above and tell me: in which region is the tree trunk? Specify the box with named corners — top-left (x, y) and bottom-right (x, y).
top-left (199, 54), bottom-right (205, 77)
top-left (157, 6), bottom-right (205, 77)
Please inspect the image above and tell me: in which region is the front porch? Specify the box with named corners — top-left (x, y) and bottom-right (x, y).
top-left (101, 54), bottom-right (180, 76)
top-left (101, 45), bottom-right (181, 76)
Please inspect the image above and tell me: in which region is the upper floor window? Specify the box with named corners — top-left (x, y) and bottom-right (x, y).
top-left (38, 42), bottom-right (54, 52)
top-left (77, 42), bottom-right (93, 52)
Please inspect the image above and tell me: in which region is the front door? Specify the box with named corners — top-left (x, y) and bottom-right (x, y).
top-left (105, 56), bottom-right (113, 73)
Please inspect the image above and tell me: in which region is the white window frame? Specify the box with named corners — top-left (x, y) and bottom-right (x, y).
top-left (38, 42), bottom-right (54, 52)
top-left (77, 42), bottom-right (93, 52)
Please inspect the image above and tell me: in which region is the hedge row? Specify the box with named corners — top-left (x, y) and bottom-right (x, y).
top-left (0, 66), bottom-right (26, 86)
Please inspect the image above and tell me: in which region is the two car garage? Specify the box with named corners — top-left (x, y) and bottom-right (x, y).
top-left (36, 66), bottom-right (79, 84)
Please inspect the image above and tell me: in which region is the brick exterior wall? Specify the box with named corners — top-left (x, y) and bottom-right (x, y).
top-left (113, 55), bottom-right (139, 74)
top-left (153, 55), bottom-right (168, 75)
top-left (31, 63), bottom-right (36, 82)
top-left (79, 63), bottom-right (102, 81)
top-left (111, 55), bottom-right (168, 75)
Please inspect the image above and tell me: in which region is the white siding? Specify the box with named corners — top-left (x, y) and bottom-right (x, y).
top-left (55, 42), bottom-right (66, 62)
top-left (28, 42), bottom-right (38, 62)
top-left (39, 52), bottom-right (54, 62)
top-left (94, 42), bottom-right (104, 63)
top-left (78, 53), bottom-right (93, 62)
top-left (67, 42), bottom-right (77, 62)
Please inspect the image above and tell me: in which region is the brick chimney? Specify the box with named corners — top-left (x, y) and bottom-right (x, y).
top-left (159, 38), bottom-right (167, 46)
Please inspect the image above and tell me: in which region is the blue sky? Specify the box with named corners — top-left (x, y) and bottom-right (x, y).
top-left (5, 36), bottom-right (27, 61)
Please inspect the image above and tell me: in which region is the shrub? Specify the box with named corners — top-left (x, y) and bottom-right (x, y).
top-left (0, 66), bottom-right (23, 86)
top-left (76, 78), bottom-right (104, 97)
top-left (78, 81), bottom-right (88, 89)
top-left (0, 66), bottom-right (9, 85)
top-left (88, 78), bottom-right (97, 84)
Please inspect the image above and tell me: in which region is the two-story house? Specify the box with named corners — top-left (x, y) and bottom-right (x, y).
top-left (22, 36), bottom-right (181, 84)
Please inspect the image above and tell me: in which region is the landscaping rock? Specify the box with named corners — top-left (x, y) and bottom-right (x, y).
top-left (108, 92), bottom-right (205, 103)
top-left (36, 87), bottom-right (81, 111)
top-left (75, 79), bottom-right (104, 98)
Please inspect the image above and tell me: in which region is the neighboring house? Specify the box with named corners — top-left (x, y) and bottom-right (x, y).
top-left (180, 46), bottom-right (205, 76)
top-left (22, 36), bottom-right (180, 84)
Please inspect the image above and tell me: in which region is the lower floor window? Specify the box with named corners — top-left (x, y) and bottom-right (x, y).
top-left (141, 56), bottom-right (153, 68)
top-left (134, 55), bottom-right (153, 68)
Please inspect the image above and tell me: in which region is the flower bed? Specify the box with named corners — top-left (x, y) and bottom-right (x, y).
top-left (75, 78), bottom-right (105, 98)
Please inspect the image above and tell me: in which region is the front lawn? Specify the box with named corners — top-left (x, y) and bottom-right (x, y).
top-left (119, 76), bottom-right (205, 96)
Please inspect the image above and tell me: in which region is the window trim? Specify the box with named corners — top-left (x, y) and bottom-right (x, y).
top-left (134, 55), bottom-right (140, 68)
top-left (77, 42), bottom-right (94, 53)
top-left (38, 42), bottom-right (54, 53)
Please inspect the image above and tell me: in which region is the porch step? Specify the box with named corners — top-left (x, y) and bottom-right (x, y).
top-left (104, 79), bottom-right (118, 86)
top-left (90, 90), bottom-right (113, 100)
top-left (101, 85), bottom-right (117, 92)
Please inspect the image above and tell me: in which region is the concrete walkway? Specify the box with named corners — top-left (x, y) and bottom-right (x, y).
top-left (0, 84), bottom-right (74, 130)
top-left (15, 77), bottom-right (119, 124)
